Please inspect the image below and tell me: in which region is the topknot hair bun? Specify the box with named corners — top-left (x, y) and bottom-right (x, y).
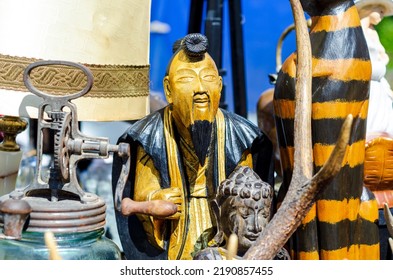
top-left (182, 33), bottom-right (208, 57)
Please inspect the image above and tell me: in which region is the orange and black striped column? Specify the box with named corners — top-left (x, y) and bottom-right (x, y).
top-left (274, 0), bottom-right (379, 260)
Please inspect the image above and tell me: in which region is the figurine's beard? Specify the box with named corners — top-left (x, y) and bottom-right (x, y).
top-left (190, 120), bottom-right (213, 166)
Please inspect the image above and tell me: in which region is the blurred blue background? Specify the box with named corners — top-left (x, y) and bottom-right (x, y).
top-left (149, 0), bottom-right (297, 124)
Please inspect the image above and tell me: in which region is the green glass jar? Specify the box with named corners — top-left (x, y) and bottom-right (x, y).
top-left (0, 228), bottom-right (121, 260)
top-left (0, 190), bottom-right (122, 260)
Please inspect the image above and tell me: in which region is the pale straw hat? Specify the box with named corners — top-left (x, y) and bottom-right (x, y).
top-left (354, 0), bottom-right (393, 17)
top-left (0, 0), bottom-right (151, 121)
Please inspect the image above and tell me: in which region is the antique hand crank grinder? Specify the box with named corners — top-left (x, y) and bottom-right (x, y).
top-left (0, 60), bottom-right (131, 259)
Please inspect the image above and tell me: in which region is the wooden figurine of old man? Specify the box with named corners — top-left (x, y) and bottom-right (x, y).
top-left (112, 33), bottom-right (274, 260)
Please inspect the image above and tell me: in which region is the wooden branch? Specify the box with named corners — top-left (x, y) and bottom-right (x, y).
top-left (290, 0), bottom-right (313, 186)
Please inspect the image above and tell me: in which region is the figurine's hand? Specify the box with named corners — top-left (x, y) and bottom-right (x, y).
top-left (151, 188), bottom-right (183, 220)
top-left (121, 198), bottom-right (177, 219)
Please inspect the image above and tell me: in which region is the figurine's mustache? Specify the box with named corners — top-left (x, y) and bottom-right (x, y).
top-left (193, 92), bottom-right (209, 103)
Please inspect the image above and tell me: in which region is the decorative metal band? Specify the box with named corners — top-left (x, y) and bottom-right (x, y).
top-left (0, 54), bottom-right (150, 98)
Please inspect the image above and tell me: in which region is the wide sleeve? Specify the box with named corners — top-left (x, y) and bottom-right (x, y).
top-left (133, 145), bottom-right (167, 250)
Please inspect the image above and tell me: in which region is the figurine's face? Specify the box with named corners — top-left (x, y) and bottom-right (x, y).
top-left (221, 195), bottom-right (270, 255)
top-left (163, 50), bottom-right (222, 129)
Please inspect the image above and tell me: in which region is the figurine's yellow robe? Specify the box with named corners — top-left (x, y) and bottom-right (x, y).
top-left (133, 107), bottom-right (253, 259)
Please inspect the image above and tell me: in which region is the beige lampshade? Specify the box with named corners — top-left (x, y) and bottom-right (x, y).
top-left (0, 0), bottom-right (151, 121)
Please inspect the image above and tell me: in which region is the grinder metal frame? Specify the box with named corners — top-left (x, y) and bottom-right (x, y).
top-left (22, 60), bottom-right (129, 208)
